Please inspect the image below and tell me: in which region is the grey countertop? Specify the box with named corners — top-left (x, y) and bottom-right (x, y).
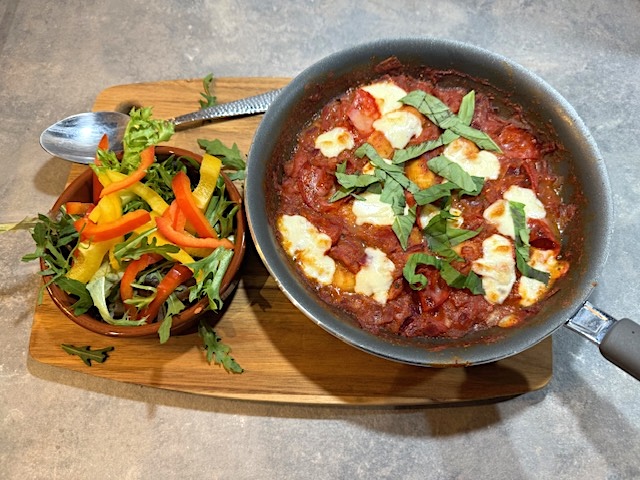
top-left (2, 1), bottom-right (639, 478)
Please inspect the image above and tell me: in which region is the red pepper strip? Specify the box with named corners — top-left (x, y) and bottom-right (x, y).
top-left (138, 263), bottom-right (193, 323)
top-left (120, 253), bottom-right (164, 316)
top-left (76, 209), bottom-right (151, 243)
top-left (166, 200), bottom-right (187, 233)
top-left (156, 215), bottom-right (234, 250)
top-left (65, 201), bottom-right (94, 216)
top-left (92, 134), bottom-right (109, 203)
top-left (99, 145), bottom-right (155, 198)
top-left (171, 171), bottom-right (218, 239)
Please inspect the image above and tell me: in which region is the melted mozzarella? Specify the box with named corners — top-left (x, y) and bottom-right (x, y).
top-left (503, 185), bottom-right (547, 219)
top-left (472, 234), bottom-right (516, 305)
top-left (372, 110), bottom-right (423, 149)
top-left (277, 214), bottom-right (336, 285)
top-left (354, 247), bottom-right (396, 304)
top-left (314, 127), bottom-right (355, 158)
top-left (443, 137), bottom-right (500, 180)
top-left (483, 186), bottom-right (547, 239)
top-left (352, 192), bottom-right (396, 226)
top-left (518, 248), bottom-right (568, 306)
top-left (361, 82), bottom-right (408, 115)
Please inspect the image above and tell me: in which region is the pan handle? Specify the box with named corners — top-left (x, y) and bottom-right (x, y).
top-left (565, 302), bottom-right (640, 381)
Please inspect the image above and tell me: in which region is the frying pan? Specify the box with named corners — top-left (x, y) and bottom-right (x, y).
top-left (245, 38), bottom-right (640, 380)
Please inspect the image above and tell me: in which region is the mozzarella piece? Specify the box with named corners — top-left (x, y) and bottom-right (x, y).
top-left (518, 248), bottom-right (567, 306)
top-left (483, 199), bottom-right (515, 238)
top-left (443, 137), bottom-right (500, 180)
top-left (418, 204), bottom-right (440, 229)
top-left (503, 185), bottom-right (547, 219)
top-left (277, 214), bottom-right (336, 286)
top-left (484, 186), bottom-right (547, 239)
top-left (355, 247), bottom-right (396, 304)
top-left (361, 82), bottom-right (408, 115)
top-left (352, 192), bottom-right (396, 226)
top-left (314, 127), bottom-right (355, 158)
top-left (472, 234), bottom-right (516, 305)
top-left (372, 110), bottom-right (423, 149)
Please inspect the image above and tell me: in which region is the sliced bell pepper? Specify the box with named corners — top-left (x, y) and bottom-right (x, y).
top-left (99, 145), bottom-right (155, 198)
top-left (120, 253), bottom-right (164, 316)
top-left (66, 237), bottom-right (120, 283)
top-left (75, 209), bottom-right (151, 243)
top-left (155, 215), bottom-right (234, 250)
top-left (65, 201), bottom-right (94, 216)
top-left (192, 153), bottom-right (222, 211)
top-left (146, 230), bottom-right (197, 267)
top-left (172, 171), bottom-right (218, 239)
top-left (92, 134), bottom-right (109, 203)
top-left (138, 263), bottom-right (193, 323)
top-left (104, 170), bottom-right (169, 216)
top-left (88, 191), bottom-right (122, 223)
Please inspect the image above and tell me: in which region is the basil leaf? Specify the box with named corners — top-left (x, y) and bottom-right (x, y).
top-left (423, 211), bottom-right (461, 261)
top-left (402, 253), bottom-right (441, 289)
top-left (393, 206), bottom-right (417, 250)
top-left (401, 90), bottom-right (502, 153)
top-left (447, 226), bottom-right (481, 246)
top-left (457, 90), bottom-right (476, 126)
top-left (413, 182), bottom-right (458, 205)
top-left (509, 201), bottom-right (551, 284)
top-left (427, 155), bottom-right (483, 194)
top-left (402, 253), bottom-right (484, 294)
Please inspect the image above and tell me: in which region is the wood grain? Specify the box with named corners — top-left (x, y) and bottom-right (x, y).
top-left (28, 77), bottom-right (553, 406)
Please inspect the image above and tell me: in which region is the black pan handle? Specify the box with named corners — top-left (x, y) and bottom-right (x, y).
top-left (565, 302), bottom-right (640, 381)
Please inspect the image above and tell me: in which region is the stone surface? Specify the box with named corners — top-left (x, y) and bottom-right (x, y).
top-left (1, 0), bottom-right (639, 478)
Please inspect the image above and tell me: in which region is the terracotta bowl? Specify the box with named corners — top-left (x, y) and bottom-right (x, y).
top-left (43, 145), bottom-right (246, 337)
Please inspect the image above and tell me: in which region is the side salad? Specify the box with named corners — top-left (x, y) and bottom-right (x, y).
top-left (20, 106), bottom-right (246, 372)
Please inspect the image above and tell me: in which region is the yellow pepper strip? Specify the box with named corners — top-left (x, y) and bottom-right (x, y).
top-left (67, 238), bottom-right (119, 283)
top-left (192, 153), bottom-right (222, 211)
top-left (68, 192), bottom-right (123, 283)
top-left (105, 170), bottom-right (169, 216)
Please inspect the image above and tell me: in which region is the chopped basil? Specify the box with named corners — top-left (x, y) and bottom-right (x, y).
top-left (427, 155), bottom-right (484, 195)
top-left (393, 206), bottom-right (416, 250)
top-left (403, 253), bottom-right (484, 295)
top-left (401, 90), bottom-right (502, 153)
top-left (422, 209), bottom-right (480, 261)
top-left (509, 201), bottom-right (551, 284)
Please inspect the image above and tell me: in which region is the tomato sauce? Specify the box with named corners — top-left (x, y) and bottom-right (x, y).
top-left (275, 72), bottom-right (574, 339)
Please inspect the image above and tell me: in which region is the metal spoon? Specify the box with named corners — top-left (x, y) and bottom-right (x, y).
top-left (39, 88), bottom-right (283, 164)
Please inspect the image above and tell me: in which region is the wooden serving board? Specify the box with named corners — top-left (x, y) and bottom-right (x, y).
top-left (28, 77), bottom-right (553, 406)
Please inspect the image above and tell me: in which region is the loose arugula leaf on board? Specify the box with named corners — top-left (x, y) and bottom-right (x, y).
top-left (61, 344), bottom-right (114, 367)
top-left (509, 201), bottom-right (551, 284)
top-left (198, 319), bottom-right (243, 373)
top-left (199, 73), bottom-right (217, 109)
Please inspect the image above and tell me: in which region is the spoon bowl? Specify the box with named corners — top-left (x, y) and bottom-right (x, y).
top-left (40, 111), bottom-right (129, 164)
top-left (40, 88), bottom-right (282, 163)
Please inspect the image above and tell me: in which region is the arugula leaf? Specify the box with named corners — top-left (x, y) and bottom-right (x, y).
top-left (158, 294), bottom-right (186, 344)
top-left (197, 138), bottom-right (247, 180)
top-left (54, 276), bottom-right (93, 315)
top-left (427, 155), bottom-right (484, 195)
top-left (188, 247), bottom-right (234, 311)
top-left (199, 73), bottom-right (217, 109)
top-left (61, 344), bottom-right (114, 367)
top-left (401, 90), bottom-right (502, 153)
top-left (402, 253), bottom-right (484, 295)
top-left (509, 201), bottom-right (551, 284)
top-left (198, 319), bottom-right (243, 373)
top-left (112, 229), bottom-right (179, 262)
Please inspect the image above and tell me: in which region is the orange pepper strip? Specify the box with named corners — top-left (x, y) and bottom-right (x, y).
top-left (65, 201), bottom-right (94, 216)
top-left (171, 171), bottom-right (218, 239)
top-left (138, 263), bottom-right (193, 323)
top-left (166, 200), bottom-right (187, 233)
top-left (155, 215), bottom-right (234, 250)
top-left (76, 209), bottom-right (151, 243)
top-left (92, 134), bottom-right (109, 203)
top-left (99, 145), bottom-right (155, 198)
top-left (120, 253), bottom-right (164, 316)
